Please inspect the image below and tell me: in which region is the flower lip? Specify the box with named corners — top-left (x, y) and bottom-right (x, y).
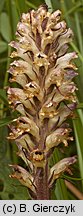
top-left (30, 149), bottom-right (45, 162)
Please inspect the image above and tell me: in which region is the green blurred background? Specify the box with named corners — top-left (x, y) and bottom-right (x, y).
top-left (0, 0), bottom-right (83, 200)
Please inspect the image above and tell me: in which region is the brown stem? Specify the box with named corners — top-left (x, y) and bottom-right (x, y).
top-left (35, 163), bottom-right (50, 200)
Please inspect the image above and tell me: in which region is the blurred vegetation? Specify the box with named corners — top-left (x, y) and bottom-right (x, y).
top-left (0, 0), bottom-right (83, 200)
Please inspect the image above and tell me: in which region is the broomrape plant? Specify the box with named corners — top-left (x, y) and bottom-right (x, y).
top-left (7, 4), bottom-right (77, 200)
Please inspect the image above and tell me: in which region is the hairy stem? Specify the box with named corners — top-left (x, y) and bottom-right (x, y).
top-left (35, 163), bottom-right (49, 199)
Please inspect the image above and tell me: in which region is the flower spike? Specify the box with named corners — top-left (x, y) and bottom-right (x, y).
top-left (8, 4), bottom-right (77, 199)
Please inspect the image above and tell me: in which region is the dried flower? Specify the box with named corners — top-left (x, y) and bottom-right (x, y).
top-left (8, 4), bottom-right (77, 199)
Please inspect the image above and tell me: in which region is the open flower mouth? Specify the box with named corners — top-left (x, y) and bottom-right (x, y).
top-left (31, 149), bottom-right (45, 162)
